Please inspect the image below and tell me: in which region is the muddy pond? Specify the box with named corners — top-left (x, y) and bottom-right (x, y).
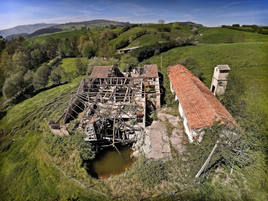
top-left (85, 145), bottom-right (136, 179)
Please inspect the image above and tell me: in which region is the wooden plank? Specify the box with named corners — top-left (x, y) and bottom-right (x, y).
top-left (195, 140), bottom-right (219, 178)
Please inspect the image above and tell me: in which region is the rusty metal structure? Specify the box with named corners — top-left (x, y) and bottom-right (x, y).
top-left (56, 64), bottom-right (160, 148)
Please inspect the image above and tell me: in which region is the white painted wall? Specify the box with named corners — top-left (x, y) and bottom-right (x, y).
top-left (170, 81), bottom-right (201, 143)
top-left (178, 103), bottom-right (194, 142)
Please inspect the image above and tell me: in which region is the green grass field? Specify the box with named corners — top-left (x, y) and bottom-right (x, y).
top-left (0, 77), bottom-right (110, 200)
top-left (143, 41), bottom-right (268, 115)
top-left (60, 57), bottom-right (89, 73)
top-left (1, 25), bottom-right (268, 201)
top-left (110, 23), bottom-right (193, 49)
top-left (28, 29), bottom-right (88, 43)
top-left (199, 27), bottom-right (268, 43)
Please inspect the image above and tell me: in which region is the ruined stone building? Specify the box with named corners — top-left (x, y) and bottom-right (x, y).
top-left (60, 64), bottom-right (160, 146)
top-left (167, 64), bottom-right (235, 142)
top-left (210, 64), bottom-right (230, 95)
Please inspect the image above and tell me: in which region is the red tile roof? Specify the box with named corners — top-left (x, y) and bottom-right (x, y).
top-left (167, 64), bottom-right (235, 130)
top-left (89, 66), bottom-right (114, 78)
top-left (144, 64), bottom-right (158, 78)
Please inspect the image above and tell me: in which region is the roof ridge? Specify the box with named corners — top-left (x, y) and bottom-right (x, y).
top-left (167, 64), bottom-right (235, 130)
top-left (190, 75), bottom-right (219, 124)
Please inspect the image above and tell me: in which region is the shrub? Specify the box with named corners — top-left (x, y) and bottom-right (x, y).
top-left (118, 26), bottom-right (131, 35)
top-left (2, 71), bottom-right (25, 98)
top-left (100, 30), bottom-right (117, 40)
top-left (157, 26), bottom-right (171, 32)
top-left (75, 58), bottom-right (87, 75)
top-left (129, 30), bottom-right (147, 42)
top-left (82, 43), bottom-right (96, 58)
top-left (115, 39), bottom-right (129, 49)
top-left (221, 71), bottom-right (246, 117)
top-left (33, 64), bottom-right (51, 89)
top-left (44, 132), bottom-right (95, 161)
top-left (49, 67), bottom-right (62, 84)
top-left (131, 40), bottom-right (194, 62)
top-left (232, 24), bottom-right (240, 28)
top-left (133, 157), bottom-right (168, 188)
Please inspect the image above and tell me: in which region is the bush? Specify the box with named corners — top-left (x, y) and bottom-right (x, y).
top-left (118, 26), bottom-right (131, 35)
top-left (75, 58), bottom-right (87, 75)
top-left (33, 64), bottom-right (51, 89)
top-left (221, 71), bottom-right (246, 117)
top-left (129, 30), bottom-right (147, 42)
top-left (49, 67), bottom-right (62, 84)
top-left (131, 40), bottom-right (194, 62)
top-left (100, 30), bottom-right (117, 40)
top-left (82, 43), bottom-right (96, 58)
top-left (232, 24), bottom-right (240, 28)
top-left (2, 71), bottom-right (25, 98)
top-left (115, 39), bottom-right (129, 49)
top-left (157, 26), bottom-right (171, 32)
top-left (44, 132), bottom-right (95, 161)
top-left (133, 157), bottom-right (168, 188)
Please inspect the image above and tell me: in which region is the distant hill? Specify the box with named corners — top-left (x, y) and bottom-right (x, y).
top-left (28, 27), bottom-right (63, 37)
top-left (5, 33), bottom-right (29, 40)
top-left (0, 20), bottom-right (130, 39)
top-left (55, 19), bottom-right (130, 30)
top-left (57, 19), bottom-right (129, 27)
top-left (0, 23), bottom-right (55, 38)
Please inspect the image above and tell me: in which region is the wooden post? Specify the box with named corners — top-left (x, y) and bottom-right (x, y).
top-left (195, 140), bottom-right (219, 178)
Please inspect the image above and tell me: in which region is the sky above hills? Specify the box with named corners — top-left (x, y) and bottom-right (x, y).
top-left (0, 0), bottom-right (268, 29)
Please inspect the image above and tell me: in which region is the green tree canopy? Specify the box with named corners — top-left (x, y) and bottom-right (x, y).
top-left (2, 71), bottom-right (25, 98)
top-left (33, 64), bottom-right (51, 89)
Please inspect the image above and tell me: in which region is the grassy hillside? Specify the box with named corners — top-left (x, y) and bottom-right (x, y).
top-left (110, 23), bottom-right (193, 49)
top-left (0, 132), bottom-right (108, 201)
top-left (1, 23), bottom-right (268, 201)
top-left (142, 41), bottom-right (268, 115)
top-left (60, 57), bottom-right (89, 73)
top-left (199, 27), bottom-right (268, 43)
top-left (28, 29), bottom-right (88, 43)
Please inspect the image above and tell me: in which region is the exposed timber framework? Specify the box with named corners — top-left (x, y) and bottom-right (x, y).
top-left (54, 65), bottom-right (160, 148)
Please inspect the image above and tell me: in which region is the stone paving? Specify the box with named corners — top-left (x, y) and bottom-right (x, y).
top-left (134, 109), bottom-right (186, 159)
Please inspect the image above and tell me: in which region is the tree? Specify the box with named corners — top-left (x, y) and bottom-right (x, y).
top-left (0, 35), bottom-right (5, 53)
top-left (12, 50), bottom-right (30, 72)
top-left (232, 24), bottom-right (240, 28)
top-left (2, 71), bottom-right (25, 98)
top-left (30, 48), bottom-right (44, 69)
top-left (82, 43), bottom-right (96, 58)
top-left (100, 30), bottom-right (117, 40)
top-left (120, 55), bottom-right (138, 72)
top-left (172, 22), bottom-right (180, 29)
top-left (24, 70), bottom-right (34, 86)
top-left (58, 38), bottom-right (78, 57)
top-left (49, 67), bottom-right (62, 84)
top-left (42, 37), bottom-right (58, 59)
top-left (33, 64), bottom-right (51, 89)
top-left (75, 58), bottom-right (87, 75)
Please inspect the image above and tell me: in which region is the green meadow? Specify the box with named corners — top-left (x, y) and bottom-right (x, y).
top-left (0, 24), bottom-right (268, 201)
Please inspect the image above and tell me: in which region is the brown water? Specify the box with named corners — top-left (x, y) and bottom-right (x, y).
top-left (85, 145), bottom-right (135, 179)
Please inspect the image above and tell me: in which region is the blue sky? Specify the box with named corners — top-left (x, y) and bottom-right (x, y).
top-left (0, 0), bottom-right (268, 29)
